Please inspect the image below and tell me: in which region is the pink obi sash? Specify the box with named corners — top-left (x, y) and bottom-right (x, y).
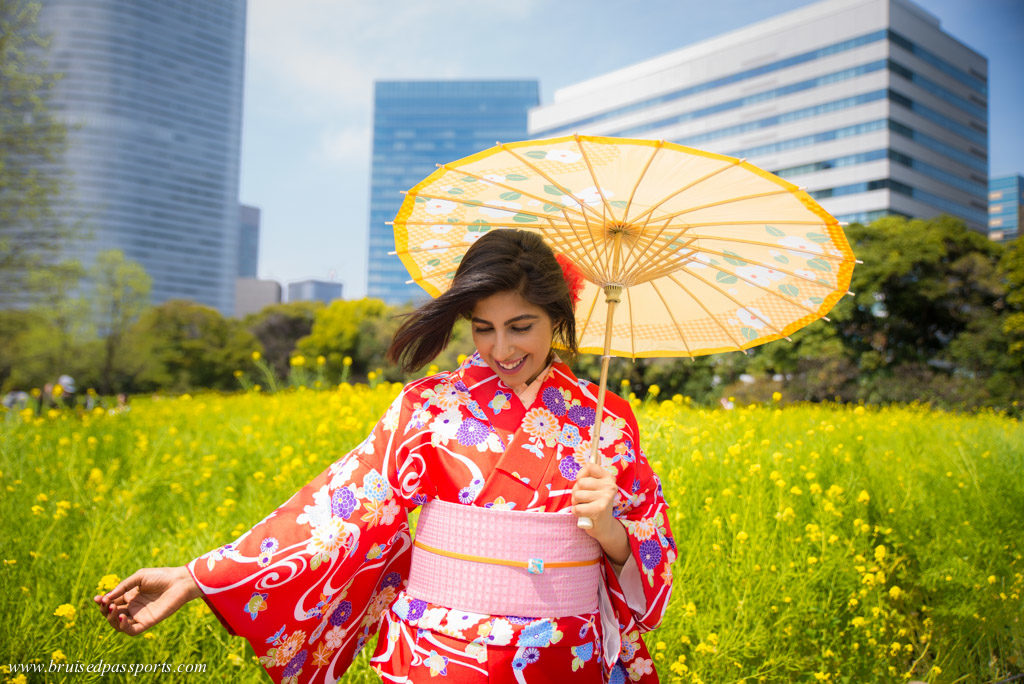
top-left (406, 499), bottom-right (603, 618)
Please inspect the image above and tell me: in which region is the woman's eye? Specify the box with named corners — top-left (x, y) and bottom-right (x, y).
top-left (512, 326), bottom-right (532, 333)
top-left (473, 327), bottom-right (492, 334)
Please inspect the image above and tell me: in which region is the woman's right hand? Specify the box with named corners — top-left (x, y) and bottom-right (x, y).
top-left (93, 566), bottom-right (201, 636)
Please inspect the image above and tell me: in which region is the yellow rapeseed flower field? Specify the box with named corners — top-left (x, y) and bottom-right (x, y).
top-left (1, 386), bottom-right (1022, 682)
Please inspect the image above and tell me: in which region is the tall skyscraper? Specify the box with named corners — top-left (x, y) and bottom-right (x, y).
top-left (238, 204), bottom-right (261, 278)
top-left (988, 175), bottom-right (1022, 243)
top-left (368, 80), bottom-right (539, 305)
top-left (36, 0), bottom-right (246, 314)
top-left (529, 0), bottom-right (988, 232)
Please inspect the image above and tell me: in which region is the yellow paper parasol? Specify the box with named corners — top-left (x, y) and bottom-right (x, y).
top-left (390, 134), bottom-right (856, 523)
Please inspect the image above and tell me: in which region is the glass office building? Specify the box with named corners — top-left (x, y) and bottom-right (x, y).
top-left (530, 0), bottom-right (988, 232)
top-left (238, 204), bottom-right (261, 278)
top-left (288, 279), bottom-right (342, 305)
top-left (988, 175), bottom-right (1022, 243)
top-left (368, 81), bottom-right (539, 305)
top-left (36, 0), bottom-right (246, 314)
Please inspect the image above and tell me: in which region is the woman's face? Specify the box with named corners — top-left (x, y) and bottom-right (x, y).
top-left (471, 290), bottom-right (554, 387)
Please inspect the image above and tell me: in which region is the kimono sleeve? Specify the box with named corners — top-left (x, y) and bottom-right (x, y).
top-left (187, 387), bottom-right (430, 684)
top-left (604, 399), bottom-right (676, 633)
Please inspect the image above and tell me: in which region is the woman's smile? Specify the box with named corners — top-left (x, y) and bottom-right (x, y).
top-left (471, 290), bottom-right (554, 387)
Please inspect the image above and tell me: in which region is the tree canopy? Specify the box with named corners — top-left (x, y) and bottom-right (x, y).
top-left (0, 0), bottom-right (74, 305)
top-left (0, 216), bottom-right (1019, 413)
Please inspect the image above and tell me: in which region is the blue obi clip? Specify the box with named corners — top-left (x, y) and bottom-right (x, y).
top-left (527, 558), bottom-right (544, 575)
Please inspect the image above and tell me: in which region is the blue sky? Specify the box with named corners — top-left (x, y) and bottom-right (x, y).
top-left (241, 0), bottom-right (1023, 298)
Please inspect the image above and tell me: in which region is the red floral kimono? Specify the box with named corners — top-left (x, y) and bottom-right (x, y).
top-left (188, 353), bottom-right (675, 683)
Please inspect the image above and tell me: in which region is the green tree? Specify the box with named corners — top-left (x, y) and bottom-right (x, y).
top-left (90, 249), bottom-right (152, 393)
top-left (244, 301), bottom-right (323, 381)
top-left (0, 262), bottom-right (91, 393)
top-left (0, 308), bottom-right (41, 391)
top-left (296, 298), bottom-right (392, 380)
top-left (746, 215), bottom-right (1022, 407)
top-left (123, 300), bottom-right (257, 392)
top-left (25, 258), bottom-right (89, 371)
top-left (0, 0), bottom-right (75, 305)
top-left (840, 215), bottom-right (1004, 366)
top-left (1000, 237), bottom-right (1024, 363)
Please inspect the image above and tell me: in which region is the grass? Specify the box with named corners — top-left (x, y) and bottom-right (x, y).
top-left (1, 386), bottom-right (1021, 682)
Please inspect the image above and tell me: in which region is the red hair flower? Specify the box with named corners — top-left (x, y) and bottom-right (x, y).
top-left (554, 253), bottom-right (585, 307)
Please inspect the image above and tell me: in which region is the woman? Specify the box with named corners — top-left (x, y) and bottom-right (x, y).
top-left (95, 230), bottom-right (676, 683)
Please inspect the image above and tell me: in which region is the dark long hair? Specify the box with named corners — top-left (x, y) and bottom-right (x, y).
top-left (387, 229), bottom-right (579, 372)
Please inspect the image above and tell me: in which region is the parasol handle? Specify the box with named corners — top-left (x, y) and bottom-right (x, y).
top-left (577, 285), bottom-right (623, 531)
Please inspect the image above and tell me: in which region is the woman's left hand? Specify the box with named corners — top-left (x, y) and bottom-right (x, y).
top-left (572, 462), bottom-right (630, 566)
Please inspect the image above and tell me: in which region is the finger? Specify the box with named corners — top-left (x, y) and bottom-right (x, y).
top-left (103, 588), bottom-right (136, 614)
top-left (573, 501), bottom-right (610, 521)
top-left (107, 605), bottom-right (126, 631)
top-left (122, 610), bottom-right (153, 636)
top-left (105, 595), bottom-right (136, 632)
top-left (572, 488), bottom-right (608, 505)
top-left (573, 475), bottom-right (611, 492)
top-left (124, 620), bottom-right (149, 636)
top-left (577, 462), bottom-right (610, 479)
top-left (102, 570), bottom-right (145, 604)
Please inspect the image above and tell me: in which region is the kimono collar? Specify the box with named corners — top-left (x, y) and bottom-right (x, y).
top-left (453, 351), bottom-right (568, 402)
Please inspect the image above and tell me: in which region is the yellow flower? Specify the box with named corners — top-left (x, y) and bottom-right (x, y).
top-left (874, 545), bottom-right (887, 562)
top-left (857, 490), bottom-right (871, 504)
top-left (988, 575), bottom-right (997, 584)
top-left (51, 650), bottom-right (66, 662)
top-left (735, 531), bottom-right (748, 542)
top-left (233, 370), bottom-right (243, 378)
top-left (343, 356), bottom-right (353, 367)
top-left (54, 604), bottom-right (77, 620)
top-left (888, 585), bottom-right (902, 600)
top-left (772, 391), bottom-right (782, 401)
top-left (251, 350), bottom-right (261, 361)
top-left (290, 355), bottom-right (305, 367)
top-left (317, 355), bottom-right (326, 366)
top-left (648, 384), bottom-right (661, 398)
top-left (96, 574), bottom-right (120, 593)
top-left (228, 653), bottom-right (244, 667)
